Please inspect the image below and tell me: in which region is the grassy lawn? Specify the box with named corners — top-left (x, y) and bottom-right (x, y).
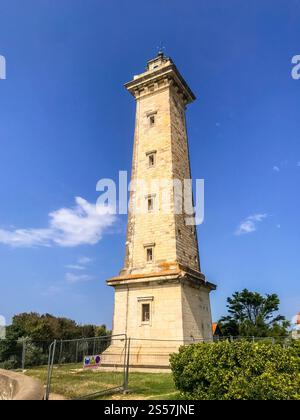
top-left (26, 364), bottom-right (179, 400)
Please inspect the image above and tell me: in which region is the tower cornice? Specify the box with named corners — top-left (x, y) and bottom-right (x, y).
top-left (107, 263), bottom-right (216, 292)
top-left (124, 60), bottom-right (196, 105)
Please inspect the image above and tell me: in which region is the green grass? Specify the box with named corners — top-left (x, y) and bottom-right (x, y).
top-left (26, 364), bottom-right (179, 400)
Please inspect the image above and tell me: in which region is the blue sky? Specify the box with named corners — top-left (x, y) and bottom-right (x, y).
top-left (0, 0), bottom-right (299, 328)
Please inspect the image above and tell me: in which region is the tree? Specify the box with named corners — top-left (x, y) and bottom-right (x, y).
top-left (9, 313), bottom-right (111, 341)
top-left (0, 313), bottom-right (112, 369)
top-left (218, 289), bottom-right (290, 337)
top-left (95, 324), bottom-right (111, 337)
top-left (79, 324), bottom-right (96, 338)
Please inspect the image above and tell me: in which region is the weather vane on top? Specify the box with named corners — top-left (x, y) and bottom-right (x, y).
top-left (157, 42), bottom-right (166, 56)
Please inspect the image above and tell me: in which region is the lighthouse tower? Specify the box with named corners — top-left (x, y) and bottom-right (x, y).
top-left (105, 53), bottom-right (216, 370)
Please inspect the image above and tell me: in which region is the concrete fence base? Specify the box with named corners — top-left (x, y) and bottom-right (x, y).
top-left (0, 369), bottom-right (44, 400)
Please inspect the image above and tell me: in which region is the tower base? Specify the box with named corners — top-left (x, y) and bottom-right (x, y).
top-left (104, 265), bottom-right (216, 371)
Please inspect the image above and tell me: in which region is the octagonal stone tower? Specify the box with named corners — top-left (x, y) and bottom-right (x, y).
top-left (105, 53), bottom-right (216, 370)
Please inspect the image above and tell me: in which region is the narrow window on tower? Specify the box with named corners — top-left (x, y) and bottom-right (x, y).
top-left (146, 247), bottom-right (153, 262)
top-left (147, 196), bottom-right (154, 212)
top-left (146, 194), bottom-right (156, 212)
top-left (138, 296), bottom-right (154, 326)
top-left (149, 115), bottom-right (155, 126)
top-left (142, 303), bottom-right (150, 323)
top-left (149, 153), bottom-right (155, 167)
top-left (149, 153), bottom-right (154, 167)
top-left (147, 111), bottom-right (157, 127)
top-left (144, 243), bottom-right (155, 263)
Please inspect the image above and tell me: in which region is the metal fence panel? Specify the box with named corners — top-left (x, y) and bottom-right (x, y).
top-left (0, 334), bottom-right (293, 400)
top-left (0, 339), bottom-right (54, 370)
top-left (45, 334), bottom-right (128, 400)
top-left (0, 335), bottom-right (291, 373)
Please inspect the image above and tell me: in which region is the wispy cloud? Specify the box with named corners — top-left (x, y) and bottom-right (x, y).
top-left (42, 286), bottom-right (63, 297)
top-left (0, 197), bottom-right (116, 248)
top-left (272, 160), bottom-right (300, 171)
top-left (65, 272), bottom-right (94, 285)
top-left (66, 256), bottom-right (93, 271)
top-left (235, 213), bottom-right (268, 236)
top-left (65, 264), bottom-right (86, 270)
top-left (273, 160), bottom-right (289, 172)
top-left (248, 214), bottom-right (268, 222)
top-left (78, 256), bottom-right (92, 265)
top-left (43, 255), bottom-right (95, 296)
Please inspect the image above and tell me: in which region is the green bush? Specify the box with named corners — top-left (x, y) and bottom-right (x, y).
top-left (0, 359), bottom-right (19, 370)
top-left (24, 341), bottom-right (49, 367)
top-left (291, 340), bottom-right (300, 358)
top-left (170, 341), bottom-right (300, 400)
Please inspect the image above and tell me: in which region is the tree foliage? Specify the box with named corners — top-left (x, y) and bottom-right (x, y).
top-left (0, 313), bottom-right (111, 369)
top-left (10, 313), bottom-right (111, 341)
top-left (218, 289), bottom-right (289, 337)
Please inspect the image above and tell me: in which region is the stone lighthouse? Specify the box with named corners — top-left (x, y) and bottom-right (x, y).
top-left (105, 52), bottom-right (216, 370)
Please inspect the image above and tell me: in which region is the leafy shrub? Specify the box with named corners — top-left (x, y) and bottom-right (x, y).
top-left (291, 340), bottom-right (300, 358)
top-left (24, 341), bottom-right (49, 367)
top-left (0, 358), bottom-right (20, 370)
top-left (170, 341), bottom-right (300, 400)
top-left (0, 339), bottom-right (22, 369)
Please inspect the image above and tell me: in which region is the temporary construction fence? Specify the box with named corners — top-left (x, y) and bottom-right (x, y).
top-left (46, 334), bottom-right (293, 399)
top-left (0, 334), bottom-right (291, 373)
top-left (1, 334), bottom-right (293, 399)
top-left (45, 334), bottom-right (128, 400)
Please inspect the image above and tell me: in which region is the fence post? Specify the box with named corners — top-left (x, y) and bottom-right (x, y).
top-left (21, 339), bottom-right (26, 370)
top-left (59, 340), bottom-right (63, 365)
top-left (124, 337), bottom-right (130, 393)
top-left (75, 341), bottom-right (79, 363)
top-left (45, 340), bottom-right (57, 401)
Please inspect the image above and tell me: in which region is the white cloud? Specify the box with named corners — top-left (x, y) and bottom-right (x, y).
top-left (42, 286), bottom-right (63, 297)
top-left (65, 272), bottom-right (94, 285)
top-left (65, 264), bottom-right (86, 270)
top-left (0, 228), bottom-right (53, 247)
top-left (235, 213), bottom-right (268, 236)
top-left (66, 256), bottom-right (93, 270)
top-left (0, 197), bottom-right (116, 248)
top-left (247, 214), bottom-right (268, 222)
top-left (78, 256), bottom-right (92, 265)
top-left (273, 166), bottom-right (280, 172)
top-left (236, 220), bottom-right (256, 235)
